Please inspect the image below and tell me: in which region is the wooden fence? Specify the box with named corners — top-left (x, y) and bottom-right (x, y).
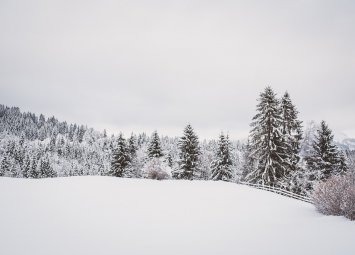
top-left (239, 181), bottom-right (313, 204)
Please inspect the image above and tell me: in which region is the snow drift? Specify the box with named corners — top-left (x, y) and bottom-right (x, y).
top-left (0, 177), bottom-right (354, 255)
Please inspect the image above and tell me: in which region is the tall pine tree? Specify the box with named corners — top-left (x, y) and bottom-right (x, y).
top-left (110, 134), bottom-right (130, 177)
top-left (0, 155), bottom-right (10, 176)
top-left (22, 155), bottom-right (31, 178)
top-left (241, 139), bottom-right (256, 182)
top-left (173, 124), bottom-right (200, 180)
top-left (28, 155), bottom-right (39, 178)
top-left (210, 133), bottom-right (233, 181)
top-left (147, 131), bottom-right (163, 158)
top-left (39, 155), bottom-right (57, 178)
top-left (125, 133), bottom-right (139, 178)
top-left (128, 133), bottom-right (138, 160)
top-left (245, 87), bottom-right (290, 186)
top-left (305, 121), bottom-right (347, 184)
top-left (280, 91), bottom-right (304, 190)
top-left (280, 92), bottom-right (303, 168)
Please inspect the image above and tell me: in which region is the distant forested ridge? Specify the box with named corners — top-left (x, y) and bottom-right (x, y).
top-left (0, 104), bottom-right (244, 179)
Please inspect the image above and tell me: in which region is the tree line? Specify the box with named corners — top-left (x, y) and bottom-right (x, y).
top-left (0, 86), bottom-right (353, 197)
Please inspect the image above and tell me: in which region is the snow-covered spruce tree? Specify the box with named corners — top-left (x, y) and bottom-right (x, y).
top-left (128, 134), bottom-right (138, 159)
top-left (39, 155), bottom-right (57, 178)
top-left (287, 121), bottom-right (320, 194)
top-left (241, 139), bottom-right (256, 182)
top-left (245, 87), bottom-right (290, 186)
top-left (124, 133), bottom-right (139, 178)
top-left (166, 153), bottom-right (173, 168)
top-left (338, 151), bottom-right (348, 174)
top-left (173, 124), bottom-right (200, 180)
top-left (280, 92), bottom-right (305, 192)
top-left (147, 131), bottom-right (163, 159)
top-left (142, 132), bottom-right (171, 179)
top-left (305, 121), bottom-right (347, 186)
top-left (0, 163), bottom-right (3, 177)
top-left (345, 150), bottom-right (355, 171)
top-left (110, 134), bottom-right (130, 177)
top-left (0, 154), bottom-right (10, 176)
top-left (22, 155), bottom-right (31, 178)
top-left (210, 133), bottom-right (233, 181)
top-left (27, 155), bottom-right (39, 178)
top-left (280, 92), bottom-right (303, 169)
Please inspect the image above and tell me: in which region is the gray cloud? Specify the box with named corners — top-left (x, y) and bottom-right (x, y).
top-left (1, 0), bottom-right (354, 139)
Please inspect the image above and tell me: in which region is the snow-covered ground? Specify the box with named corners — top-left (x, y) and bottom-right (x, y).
top-left (0, 177), bottom-right (354, 255)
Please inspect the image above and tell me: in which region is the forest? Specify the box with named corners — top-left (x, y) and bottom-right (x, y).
top-left (1, 87), bottom-right (354, 198)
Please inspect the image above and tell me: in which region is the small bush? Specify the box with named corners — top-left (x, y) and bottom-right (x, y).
top-left (142, 158), bottom-right (171, 180)
top-left (312, 173), bottom-right (355, 220)
top-left (147, 168), bottom-right (170, 180)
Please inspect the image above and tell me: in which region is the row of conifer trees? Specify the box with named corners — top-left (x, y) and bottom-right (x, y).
top-left (242, 87), bottom-right (347, 194)
top-left (110, 86), bottom-right (348, 196)
top-left (110, 124), bottom-right (232, 180)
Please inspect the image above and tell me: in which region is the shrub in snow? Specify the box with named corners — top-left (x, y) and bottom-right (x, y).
top-left (143, 158), bottom-right (171, 180)
top-left (312, 173), bottom-right (355, 220)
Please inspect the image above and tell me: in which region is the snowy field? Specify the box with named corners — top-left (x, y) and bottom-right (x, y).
top-left (0, 177), bottom-right (354, 255)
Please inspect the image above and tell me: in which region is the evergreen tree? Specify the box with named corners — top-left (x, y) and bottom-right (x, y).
top-left (166, 153), bottom-right (173, 168)
top-left (173, 124), bottom-right (200, 180)
top-left (210, 133), bottom-right (233, 181)
top-left (49, 135), bottom-right (56, 152)
top-left (245, 87), bottom-right (290, 185)
top-left (77, 125), bottom-right (86, 143)
top-left (306, 121), bottom-right (347, 183)
top-left (0, 155), bottom-right (10, 176)
top-left (110, 134), bottom-right (130, 177)
top-left (279, 92), bottom-right (304, 190)
top-left (6, 141), bottom-right (15, 158)
top-left (280, 91), bottom-right (303, 169)
top-left (147, 131), bottom-right (163, 158)
top-left (57, 137), bottom-right (65, 156)
top-left (128, 133), bottom-right (138, 160)
top-left (22, 155), bottom-right (31, 178)
top-left (338, 151), bottom-right (348, 173)
top-left (288, 165), bottom-right (309, 195)
top-left (123, 134), bottom-right (139, 178)
top-left (28, 155), bottom-right (39, 178)
top-left (14, 146), bottom-right (25, 169)
top-left (39, 156), bottom-right (57, 178)
top-left (9, 164), bottom-right (18, 177)
top-left (241, 139), bottom-right (256, 182)
top-left (19, 133), bottom-right (25, 147)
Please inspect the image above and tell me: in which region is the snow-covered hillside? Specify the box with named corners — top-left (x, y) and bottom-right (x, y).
top-left (0, 177), bottom-right (354, 255)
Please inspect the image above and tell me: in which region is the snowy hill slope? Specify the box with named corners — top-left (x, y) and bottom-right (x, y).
top-left (0, 177), bottom-right (354, 255)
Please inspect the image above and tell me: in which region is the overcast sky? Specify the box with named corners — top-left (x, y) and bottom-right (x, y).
top-left (0, 0), bottom-right (354, 139)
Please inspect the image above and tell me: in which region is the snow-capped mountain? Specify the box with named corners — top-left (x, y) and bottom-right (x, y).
top-left (335, 136), bottom-right (355, 151)
top-left (301, 121), bottom-right (355, 152)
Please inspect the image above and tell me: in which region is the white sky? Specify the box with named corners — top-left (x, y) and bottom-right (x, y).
top-left (0, 0), bottom-right (354, 139)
